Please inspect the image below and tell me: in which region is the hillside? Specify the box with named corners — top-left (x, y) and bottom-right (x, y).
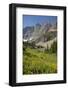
top-left (36, 37), bottom-right (57, 49)
top-left (23, 23), bottom-right (57, 75)
top-left (23, 47), bottom-right (57, 74)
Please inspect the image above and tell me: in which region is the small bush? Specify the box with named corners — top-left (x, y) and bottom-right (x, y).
top-left (50, 41), bottom-right (57, 53)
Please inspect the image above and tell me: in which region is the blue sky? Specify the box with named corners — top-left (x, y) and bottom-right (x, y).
top-left (23, 15), bottom-right (57, 28)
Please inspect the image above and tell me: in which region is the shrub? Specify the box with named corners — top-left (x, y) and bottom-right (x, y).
top-left (50, 41), bottom-right (57, 53)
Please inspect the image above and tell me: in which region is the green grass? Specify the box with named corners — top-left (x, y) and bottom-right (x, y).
top-left (23, 48), bottom-right (57, 75)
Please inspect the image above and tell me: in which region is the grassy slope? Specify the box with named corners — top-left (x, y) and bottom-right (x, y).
top-left (23, 48), bottom-right (57, 75)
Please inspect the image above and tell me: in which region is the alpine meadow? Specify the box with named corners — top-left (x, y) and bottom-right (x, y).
top-left (23, 15), bottom-right (57, 75)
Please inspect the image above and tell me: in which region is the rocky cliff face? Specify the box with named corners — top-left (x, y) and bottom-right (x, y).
top-left (23, 23), bottom-right (57, 46)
